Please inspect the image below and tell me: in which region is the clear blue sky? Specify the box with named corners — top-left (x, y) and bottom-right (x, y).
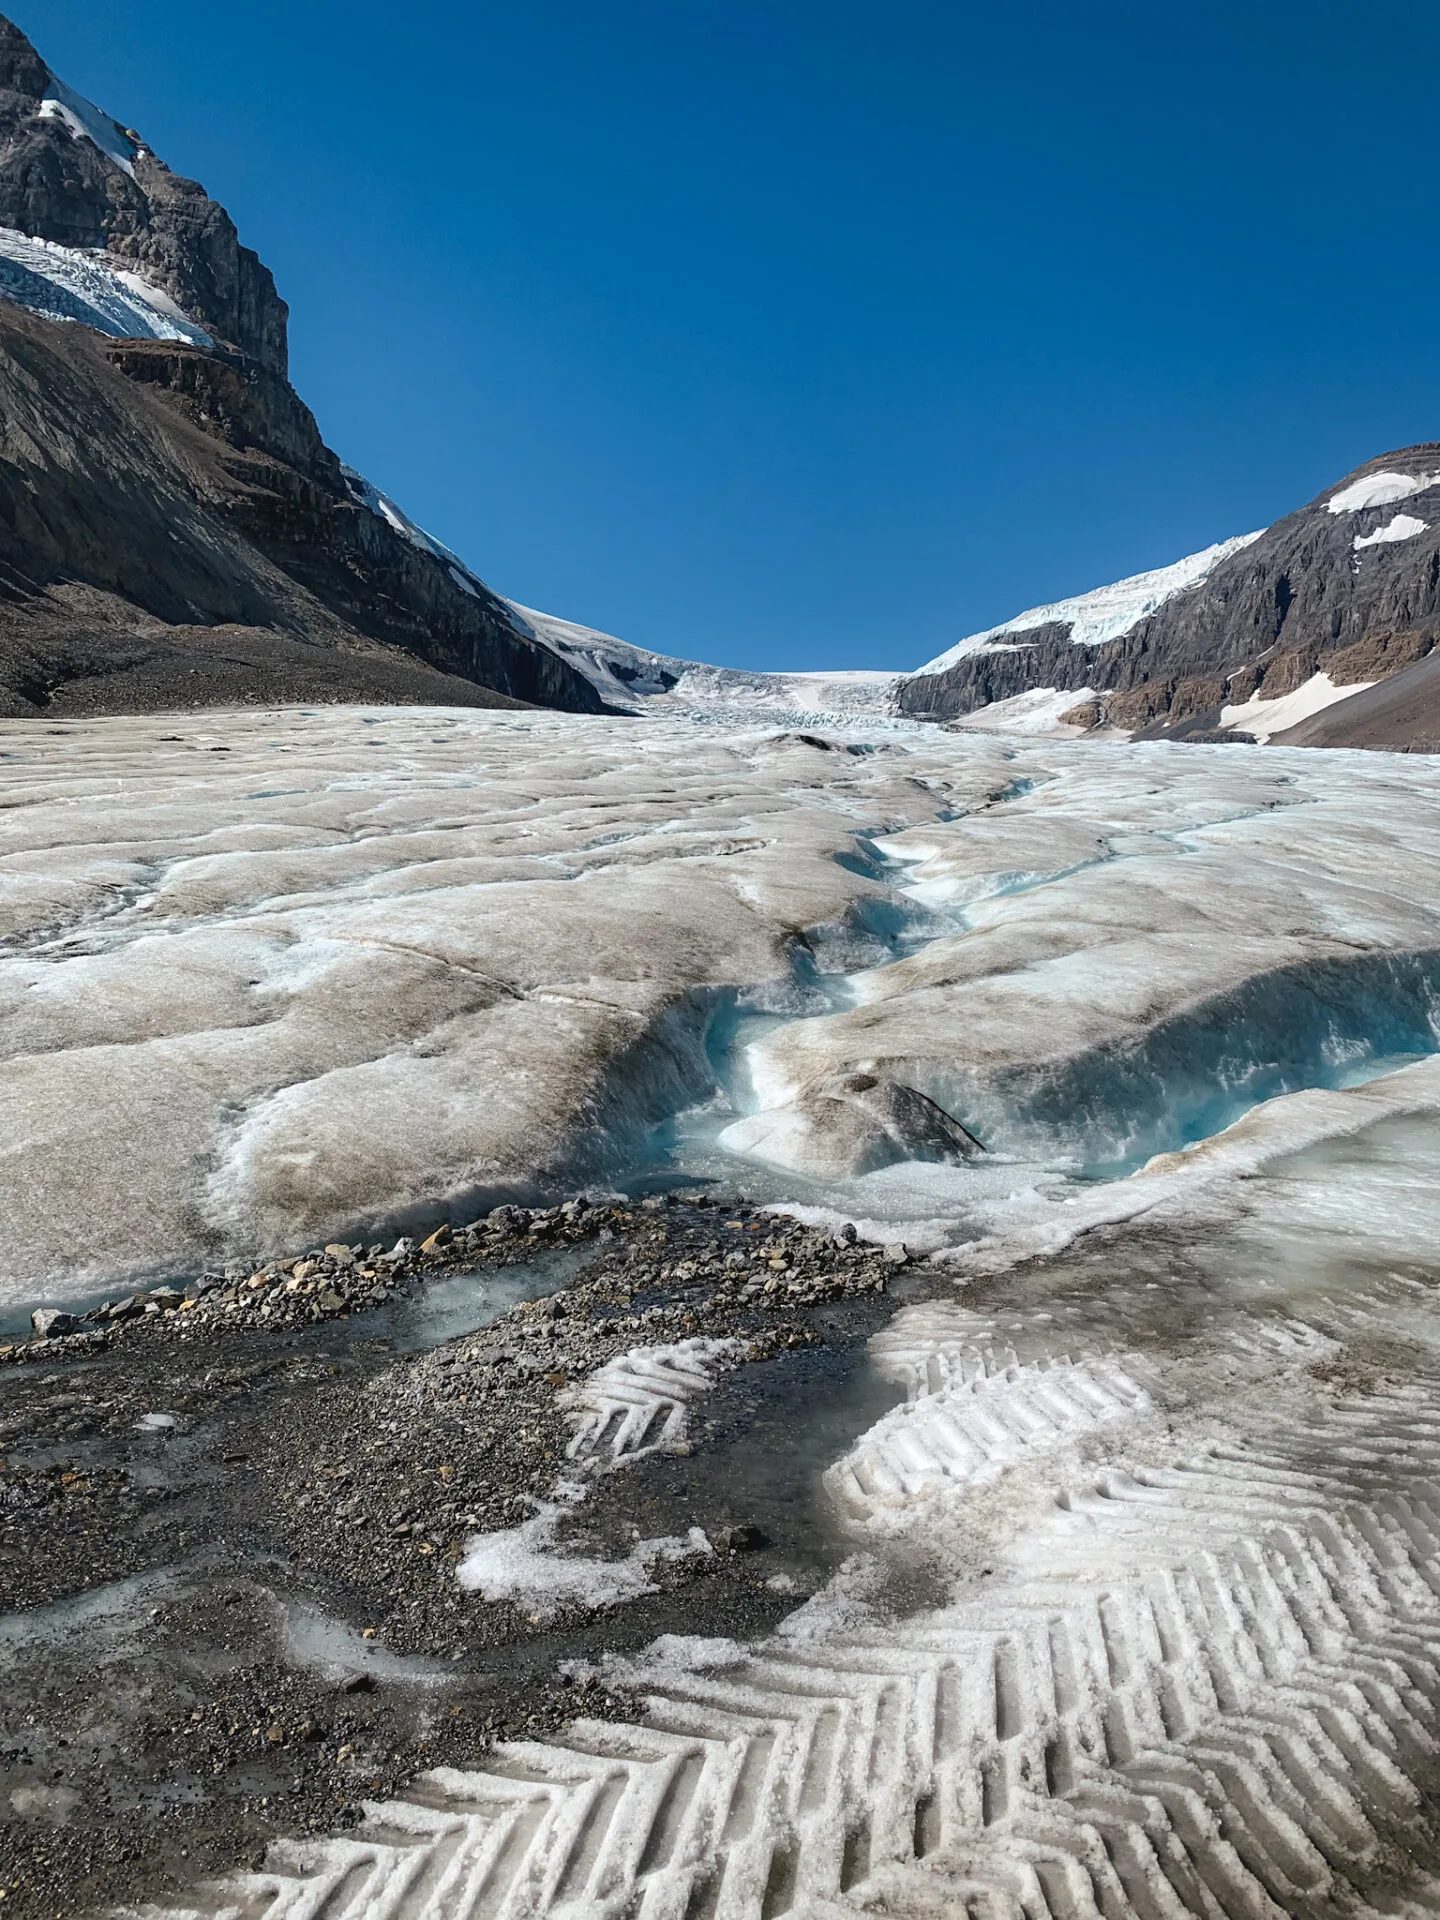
top-left (17, 2), bottom-right (1440, 670)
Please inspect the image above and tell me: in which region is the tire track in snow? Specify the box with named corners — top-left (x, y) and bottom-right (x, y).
top-left (149, 1264), bottom-right (1440, 1920)
top-left (561, 1338), bottom-right (743, 1469)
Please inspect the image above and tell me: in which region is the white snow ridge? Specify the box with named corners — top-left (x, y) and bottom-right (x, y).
top-left (505, 597), bottom-right (904, 721)
top-left (37, 74), bottom-right (139, 177)
top-left (914, 531), bottom-right (1264, 673)
top-left (1328, 469), bottom-right (1440, 513)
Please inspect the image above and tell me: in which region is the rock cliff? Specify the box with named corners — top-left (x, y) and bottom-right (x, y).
top-left (896, 449), bottom-right (1440, 748)
top-left (0, 18), bottom-right (287, 372)
top-left (0, 16), bottom-right (604, 717)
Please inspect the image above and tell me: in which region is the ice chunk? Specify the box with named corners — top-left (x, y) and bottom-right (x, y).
top-left (455, 1503), bottom-right (709, 1619)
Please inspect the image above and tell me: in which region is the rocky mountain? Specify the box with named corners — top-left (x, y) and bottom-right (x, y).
top-left (896, 450), bottom-right (1440, 750)
top-left (5, 16), bottom-right (1438, 748)
top-left (0, 18), bottom-right (603, 718)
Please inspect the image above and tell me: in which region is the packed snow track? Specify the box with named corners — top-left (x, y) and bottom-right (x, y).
top-left (153, 1112), bottom-right (1440, 1918)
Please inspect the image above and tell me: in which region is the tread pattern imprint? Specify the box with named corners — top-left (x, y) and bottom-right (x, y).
top-left (144, 1254), bottom-right (1440, 1920)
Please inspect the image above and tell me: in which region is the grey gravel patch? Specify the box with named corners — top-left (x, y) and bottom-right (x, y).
top-left (0, 1194), bottom-right (903, 1919)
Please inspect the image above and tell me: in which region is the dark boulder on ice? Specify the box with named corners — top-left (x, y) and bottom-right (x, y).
top-left (30, 1306), bottom-right (76, 1337)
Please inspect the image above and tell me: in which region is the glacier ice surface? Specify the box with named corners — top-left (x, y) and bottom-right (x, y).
top-left (86, 707), bottom-right (1440, 1920)
top-left (5, 705), bottom-right (1440, 1307)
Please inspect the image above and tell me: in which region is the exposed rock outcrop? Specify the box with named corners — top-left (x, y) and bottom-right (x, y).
top-left (0, 16), bottom-right (606, 718)
top-left (0, 304), bottom-right (603, 715)
top-left (896, 448), bottom-right (1440, 748)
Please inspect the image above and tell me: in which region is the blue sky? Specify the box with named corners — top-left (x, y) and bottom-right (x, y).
top-left (19, 2), bottom-right (1440, 670)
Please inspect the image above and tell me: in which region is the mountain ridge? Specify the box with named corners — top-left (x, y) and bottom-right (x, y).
top-left (0, 16), bottom-right (605, 719)
top-left (893, 446), bottom-right (1440, 748)
top-left (0, 14), bottom-right (1435, 747)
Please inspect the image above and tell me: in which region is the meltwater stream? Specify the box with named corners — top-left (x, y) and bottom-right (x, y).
top-left (627, 817), bottom-right (1440, 1245)
top-left (189, 1052), bottom-right (1440, 1920)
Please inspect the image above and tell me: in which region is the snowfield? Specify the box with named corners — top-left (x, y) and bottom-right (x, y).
top-left (1219, 666), bottom-right (1377, 741)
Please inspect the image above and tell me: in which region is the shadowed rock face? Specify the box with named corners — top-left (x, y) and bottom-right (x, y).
top-left (0, 18), bottom-right (607, 717)
top-left (896, 447), bottom-right (1440, 745)
top-left (0, 307), bottom-right (604, 715)
top-left (0, 17), bottom-right (288, 373)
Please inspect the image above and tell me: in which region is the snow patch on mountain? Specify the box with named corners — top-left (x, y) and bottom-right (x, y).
top-left (1354, 512), bottom-right (1427, 550)
top-left (1327, 470), bottom-right (1440, 513)
top-left (1220, 669), bottom-right (1376, 742)
top-left (0, 225), bottom-right (211, 345)
top-left (913, 531), bottom-right (1265, 675)
top-left (37, 75), bottom-right (138, 178)
top-left (340, 467), bottom-right (490, 592)
top-left (948, 685), bottom-right (1098, 737)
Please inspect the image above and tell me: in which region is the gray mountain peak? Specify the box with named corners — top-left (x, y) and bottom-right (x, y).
top-left (0, 14), bottom-right (288, 371)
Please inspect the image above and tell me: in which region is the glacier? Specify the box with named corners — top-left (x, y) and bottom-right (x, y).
top-left (909, 531), bottom-right (1266, 674)
top-left (5, 705), bottom-right (1440, 1307)
top-left (13, 702), bottom-right (1440, 1920)
top-left (0, 224), bottom-right (213, 346)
